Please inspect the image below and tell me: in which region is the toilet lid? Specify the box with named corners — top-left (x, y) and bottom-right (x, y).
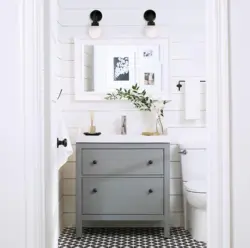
top-left (185, 180), bottom-right (207, 193)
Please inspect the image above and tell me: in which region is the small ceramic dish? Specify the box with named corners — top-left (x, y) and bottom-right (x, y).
top-left (84, 132), bottom-right (101, 136)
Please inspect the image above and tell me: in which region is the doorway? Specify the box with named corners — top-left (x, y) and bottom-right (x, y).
top-left (22, 0), bottom-right (231, 248)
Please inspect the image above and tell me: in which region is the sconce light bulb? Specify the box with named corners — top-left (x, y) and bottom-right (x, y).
top-left (144, 25), bottom-right (158, 38)
top-left (88, 26), bottom-right (102, 39)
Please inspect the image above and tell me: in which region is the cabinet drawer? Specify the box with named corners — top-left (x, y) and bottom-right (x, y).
top-left (81, 149), bottom-right (163, 175)
top-left (82, 178), bottom-right (164, 215)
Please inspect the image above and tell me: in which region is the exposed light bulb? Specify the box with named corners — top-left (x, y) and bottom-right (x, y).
top-left (144, 25), bottom-right (158, 38)
top-left (88, 26), bottom-right (101, 39)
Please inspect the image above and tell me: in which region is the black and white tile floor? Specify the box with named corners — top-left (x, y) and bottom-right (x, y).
top-left (58, 227), bottom-right (207, 248)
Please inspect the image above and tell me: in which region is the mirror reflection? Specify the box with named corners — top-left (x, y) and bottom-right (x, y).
top-left (81, 44), bottom-right (167, 94)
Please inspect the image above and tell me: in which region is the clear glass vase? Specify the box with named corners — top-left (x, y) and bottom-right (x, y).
top-left (156, 116), bottom-right (164, 135)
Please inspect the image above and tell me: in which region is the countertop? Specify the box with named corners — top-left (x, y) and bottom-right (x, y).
top-left (76, 134), bottom-right (171, 143)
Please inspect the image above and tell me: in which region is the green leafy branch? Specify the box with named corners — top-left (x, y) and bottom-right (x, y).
top-left (105, 84), bottom-right (168, 116)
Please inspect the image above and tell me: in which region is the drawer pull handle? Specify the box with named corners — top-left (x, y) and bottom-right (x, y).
top-left (148, 189), bottom-right (153, 194)
top-left (91, 188), bottom-right (97, 193)
top-left (92, 160), bottom-right (97, 165)
top-left (148, 160), bottom-right (153, 165)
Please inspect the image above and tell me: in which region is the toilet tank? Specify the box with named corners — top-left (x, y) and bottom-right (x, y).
top-left (179, 143), bottom-right (207, 182)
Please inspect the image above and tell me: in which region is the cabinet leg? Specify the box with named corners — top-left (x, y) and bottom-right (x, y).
top-left (164, 225), bottom-right (170, 238)
top-left (183, 188), bottom-right (188, 230)
top-left (76, 220), bottom-right (82, 238)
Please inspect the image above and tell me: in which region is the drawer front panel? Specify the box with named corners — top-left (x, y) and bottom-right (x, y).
top-left (82, 178), bottom-right (164, 215)
top-left (81, 149), bottom-right (163, 175)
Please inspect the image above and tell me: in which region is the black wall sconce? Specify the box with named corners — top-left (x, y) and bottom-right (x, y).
top-left (89, 10), bottom-right (103, 38)
top-left (143, 10), bottom-right (158, 38)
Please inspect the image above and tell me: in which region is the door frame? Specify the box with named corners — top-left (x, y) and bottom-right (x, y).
top-left (20, 0), bottom-right (46, 248)
top-left (22, 0), bottom-right (231, 248)
top-left (206, 1), bottom-right (231, 248)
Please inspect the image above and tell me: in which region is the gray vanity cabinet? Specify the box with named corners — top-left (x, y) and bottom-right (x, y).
top-left (76, 142), bottom-right (170, 238)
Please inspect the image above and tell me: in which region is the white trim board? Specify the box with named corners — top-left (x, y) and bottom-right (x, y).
top-left (206, 0), bottom-right (231, 248)
top-left (21, 0), bottom-right (231, 248)
top-left (21, 0), bottom-right (45, 248)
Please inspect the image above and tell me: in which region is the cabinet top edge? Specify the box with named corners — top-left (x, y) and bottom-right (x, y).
top-left (76, 134), bottom-right (171, 144)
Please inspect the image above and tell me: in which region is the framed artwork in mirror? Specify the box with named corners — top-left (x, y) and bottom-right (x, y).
top-left (113, 57), bottom-right (129, 81)
top-left (137, 46), bottom-right (160, 62)
top-left (105, 46), bottom-right (136, 89)
top-left (138, 62), bottom-right (162, 93)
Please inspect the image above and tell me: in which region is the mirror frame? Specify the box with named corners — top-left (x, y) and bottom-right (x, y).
top-left (74, 38), bottom-right (170, 101)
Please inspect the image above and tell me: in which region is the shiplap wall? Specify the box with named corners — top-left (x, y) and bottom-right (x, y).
top-left (56, 0), bottom-right (207, 228)
top-left (59, 168), bottom-right (64, 232)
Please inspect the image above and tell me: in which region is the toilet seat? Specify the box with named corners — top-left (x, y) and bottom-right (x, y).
top-left (185, 180), bottom-right (207, 194)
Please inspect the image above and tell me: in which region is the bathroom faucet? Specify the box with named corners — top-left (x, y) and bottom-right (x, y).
top-left (121, 115), bottom-right (127, 135)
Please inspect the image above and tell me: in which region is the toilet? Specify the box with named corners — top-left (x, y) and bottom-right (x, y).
top-left (179, 144), bottom-right (207, 243)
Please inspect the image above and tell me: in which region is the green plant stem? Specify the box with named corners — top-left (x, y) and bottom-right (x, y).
top-left (156, 116), bottom-right (164, 134)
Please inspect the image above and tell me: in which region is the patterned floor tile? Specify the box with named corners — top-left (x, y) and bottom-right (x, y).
top-left (58, 227), bottom-right (207, 248)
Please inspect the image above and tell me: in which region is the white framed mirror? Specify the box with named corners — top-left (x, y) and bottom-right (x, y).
top-left (74, 38), bottom-right (170, 101)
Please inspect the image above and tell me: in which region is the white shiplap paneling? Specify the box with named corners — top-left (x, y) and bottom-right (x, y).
top-left (61, 110), bottom-right (206, 131)
top-left (171, 59), bottom-right (205, 77)
top-left (58, 25), bottom-right (205, 44)
top-left (58, 9), bottom-right (205, 27)
top-left (54, 77), bottom-right (207, 95)
top-left (58, 0), bottom-right (205, 11)
top-left (57, 93), bottom-right (206, 111)
top-left (171, 42), bottom-right (205, 60)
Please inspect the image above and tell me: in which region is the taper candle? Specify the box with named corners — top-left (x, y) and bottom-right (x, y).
top-left (90, 111), bottom-right (94, 126)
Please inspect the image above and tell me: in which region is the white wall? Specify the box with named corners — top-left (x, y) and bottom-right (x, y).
top-left (229, 1), bottom-right (250, 247)
top-left (0, 1), bottom-right (26, 247)
top-left (56, 0), bottom-right (207, 228)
